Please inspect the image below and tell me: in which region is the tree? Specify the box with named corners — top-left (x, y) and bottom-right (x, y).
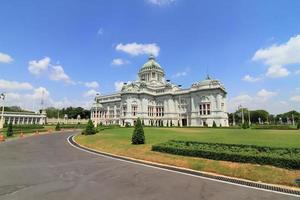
top-left (131, 118), bottom-right (145, 145)
top-left (212, 121), bottom-right (217, 128)
top-left (84, 120), bottom-right (96, 135)
top-left (55, 122), bottom-right (61, 131)
top-left (6, 122), bottom-right (13, 137)
top-left (297, 121), bottom-right (300, 129)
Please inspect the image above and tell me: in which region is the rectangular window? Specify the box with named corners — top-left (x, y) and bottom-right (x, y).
top-left (199, 103), bottom-right (211, 116)
top-left (132, 105), bottom-right (138, 116)
top-left (122, 105), bottom-right (127, 116)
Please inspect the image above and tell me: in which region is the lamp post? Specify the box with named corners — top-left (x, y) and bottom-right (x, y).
top-left (0, 93), bottom-right (5, 130)
top-left (94, 93), bottom-right (100, 127)
top-left (238, 105), bottom-right (244, 124)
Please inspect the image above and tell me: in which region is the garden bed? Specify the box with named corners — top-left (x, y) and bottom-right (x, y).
top-left (152, 140), bottom-right (300, 169)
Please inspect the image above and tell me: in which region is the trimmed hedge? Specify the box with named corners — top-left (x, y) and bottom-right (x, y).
top-left (251, 125), bottom-right (297, 130)
top-left (152, 140), bottom-right (300, 169)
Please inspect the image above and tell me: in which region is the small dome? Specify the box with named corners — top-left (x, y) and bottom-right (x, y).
top-left (139, 55), bottom-right (164, 74)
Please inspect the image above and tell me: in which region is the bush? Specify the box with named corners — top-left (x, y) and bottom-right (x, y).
top-left (84, 120), bottom-right (96, 135)
top-left (212, 121), bottom-right (217, 128)
top-left (55, 122), bottom-right (61, 131)
top-left (242, 122), bottom-right (249, 129)
top-left (131, 118), bottom-right (145, 145)
top-left (251, 125), bottom-right (296, 130)
top-left (6, 122), bottom-right (13, 137)
top-left (297, 121), bottom-right (300, 129)
top-left (125, 122), bottom-right (130, 127)
top-left (152, 140), bottom-right (300, 169)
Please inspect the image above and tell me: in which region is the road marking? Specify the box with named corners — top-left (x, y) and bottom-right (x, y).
top-left (67, 135), bottom-right (300, 198)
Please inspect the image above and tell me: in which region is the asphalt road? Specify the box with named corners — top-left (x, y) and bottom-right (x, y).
top-left (0, 132), bottom-right (298, 200)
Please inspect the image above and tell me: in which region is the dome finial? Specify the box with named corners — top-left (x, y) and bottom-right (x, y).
top-left (148, 54), bottom-right (155, 60)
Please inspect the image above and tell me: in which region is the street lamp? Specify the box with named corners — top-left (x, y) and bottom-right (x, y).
top-left (238, 105), bottom-right (244, 124)
top-left (0, 93), bottom-right (5, 130)
top-left (94, 93), bottom-right (100, 127)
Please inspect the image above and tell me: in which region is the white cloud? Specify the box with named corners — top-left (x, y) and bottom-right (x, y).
top-left (114, 81), bottom-right (125, 92)
top-left (229, 89), bottom-right (279, 113)
top-left (111, 58), bottom-right (129, 66)
top-left (49, 65), bottom-right (74, 84)
top-left (83, 89), bottom-right (100, 98)
top-left (28, 57), bottom-right (50, 76)
top-left (114, 81), bottom-right (132, 92)
top-left (256, 89), bottom-right (277, 100)
top-left (25, 87), bottom-right (50, 100)
top-left (116, 43), bottom-right (160, 57)
top-left (84, 81), bottom-right (99, 88)
top-left (290, 95), bottom-right (300, 102)
top-left (242, 74), bottom-right (263, 82)
top-left (0, 79), bottom-right (33, 90)
top-left (172, 67), bottom-right (190, 78)
top-left (0, 52), bottom-right (13, 63)
top-left (147, 0), bottom-right (175, 6)
top-left (253, 35), bottom-right (300, 78)
top-left (266, 65), bottom-right (290, 78)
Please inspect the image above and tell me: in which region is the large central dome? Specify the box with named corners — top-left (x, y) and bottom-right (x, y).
top-left (138, 55), bottom-right (165, 83)
top-left (139, 55), bottom-right (164, 74)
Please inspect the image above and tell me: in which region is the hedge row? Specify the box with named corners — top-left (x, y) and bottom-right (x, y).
top-left (152, 140), bottom-right (300, 169)
top-left (251, 125), bottom-right (297, 130)
top-left (59, 124), bottom-right (86, 129)
top-left (4, 124), bottom-right (44, 129)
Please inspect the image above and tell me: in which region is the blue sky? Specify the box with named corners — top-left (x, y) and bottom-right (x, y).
top-left (0, 0), bottom-right (300, 113)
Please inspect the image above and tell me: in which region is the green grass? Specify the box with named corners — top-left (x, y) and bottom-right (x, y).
top-left (75, 127), bottom-right (300, 187)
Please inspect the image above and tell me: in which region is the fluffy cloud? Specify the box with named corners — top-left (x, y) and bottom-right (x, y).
top-left (0, 52), bottom-right (13, 63)
top-left (111, 58), bottom-right (129, 66)
top-left (49, 65), bottom-right (73, 84)
top-left (172, 67), bottom-right (190, 78)
top-left (84, 81), bottom-right (99, 88)
top-left (116, 43), bottom-right (160, 57)
top-left (28, 57), bottom-right (50, 76)
top-left (242, 74), bottom-right (263, 82)
top-left (229, 89), bottom-right (278, 112)
top-left (252, 35), bottom-right (300, 78)
top-left (0, 79), bottom-right (33, 90)
top-left (147, 0), bottom-right (175, 6)
top-left (25, 87), bottom-right (50, 100)
top-left (114, 81), bottom-right (132, 92)
top-left (266, 65), bottom-right (290, 78)
top-left (83, 89), bottom-right (100, 98)
top-left (290, 95), bottom-right (300, 102)
top-left (256, 89), bottom-right (277, 100)
top-left (114, 81), bottom-right (125, 91)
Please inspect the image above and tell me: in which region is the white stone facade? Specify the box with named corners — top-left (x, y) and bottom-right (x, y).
top-left (91, 55), bottom-right (228, 127)
top-left (1, 111), bottom-right (46, 126)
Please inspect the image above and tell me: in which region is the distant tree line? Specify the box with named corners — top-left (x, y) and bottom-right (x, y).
top-left (228, 109), bottom-right (300, 125)
top-left (45, 107), bottom-right (91, 119)
top-left (3, 106), bottom-right (34, 113)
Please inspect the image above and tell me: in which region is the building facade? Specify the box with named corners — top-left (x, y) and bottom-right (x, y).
top-left (1, 110), bottom-right (47, 126)
top-left (91, 55), bottom-right (228, 127)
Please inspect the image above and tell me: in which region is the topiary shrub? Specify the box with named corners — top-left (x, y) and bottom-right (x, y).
top-left (84, 120), bottom-right (96, 135)
top-left (212, 121), bottom-right (217, 128)
top-left (131, 118), bottom-right (145, 145)
top-left (55, 122), bottom-right (61, 131)
top-left (6, 122), bottom-right (13, 137)
top-left (166, 120), bottom-right (169, 127)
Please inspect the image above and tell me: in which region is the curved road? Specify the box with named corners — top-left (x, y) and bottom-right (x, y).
top-left (0, 132), bottom-right (297, 200)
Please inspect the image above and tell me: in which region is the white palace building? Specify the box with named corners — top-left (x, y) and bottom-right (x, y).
top-left (91, 55), bottom-right (228, 127)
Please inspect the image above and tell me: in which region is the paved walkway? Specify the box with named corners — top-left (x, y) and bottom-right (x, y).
top-left (0, 132), bottom-right (297, 200)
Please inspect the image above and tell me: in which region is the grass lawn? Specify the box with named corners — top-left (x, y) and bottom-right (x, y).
top-left (75, 127), bottom-right (300, 187)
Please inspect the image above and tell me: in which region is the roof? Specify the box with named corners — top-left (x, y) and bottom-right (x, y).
top-left (139, 55), bottom-right (164, 74)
